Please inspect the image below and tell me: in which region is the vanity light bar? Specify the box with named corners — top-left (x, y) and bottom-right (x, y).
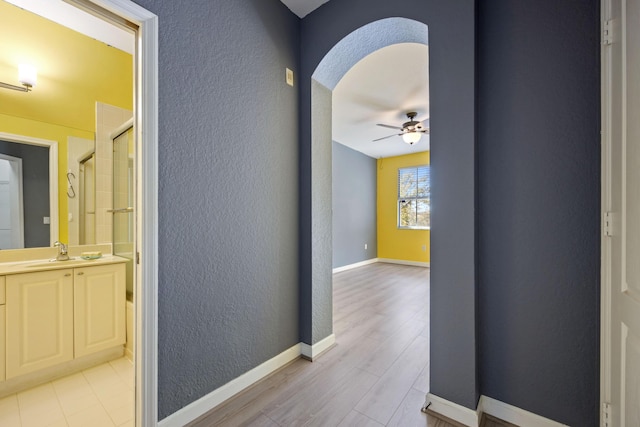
top-left (0, 64), bottom-right (37, 92)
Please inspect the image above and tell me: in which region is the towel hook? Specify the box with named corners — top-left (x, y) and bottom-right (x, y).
top-left (67, 172), bottom-right (76, 198)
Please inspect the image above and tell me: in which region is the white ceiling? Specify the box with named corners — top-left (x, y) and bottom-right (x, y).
top-left (279, 0), bottom-right (331, 18)
top-left (4, 0), bottom-right (134, 54)
top-left (332, 43), bottom-right (429, 159)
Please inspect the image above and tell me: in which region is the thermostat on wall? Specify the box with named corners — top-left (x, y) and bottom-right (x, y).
top-left (286, 68), bottom-right (294, 86)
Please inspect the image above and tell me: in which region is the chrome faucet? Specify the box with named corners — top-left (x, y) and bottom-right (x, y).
top-left (53, 241), bottom-right (70, 261)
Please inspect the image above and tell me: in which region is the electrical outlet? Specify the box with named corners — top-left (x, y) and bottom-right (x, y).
top-left (422, 245), bottom-right (426, 251)
top-left (43, 216), bottom-right (50, 225)
top-left (286, 68), bottom-right (294, 86)
top-left (364, 243), bottom-right (368, 250)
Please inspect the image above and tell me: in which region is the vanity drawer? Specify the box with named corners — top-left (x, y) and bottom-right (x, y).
top-left (0, 276), bottom-right (4, 305)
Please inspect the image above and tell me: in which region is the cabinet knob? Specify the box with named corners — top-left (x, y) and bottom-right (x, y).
top-left (77, 272), bottom-right (84, 276)
top-left (64, 273), bottom-right (71, 277)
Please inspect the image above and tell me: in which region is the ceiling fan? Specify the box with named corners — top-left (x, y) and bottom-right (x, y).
top-left (373, 112), bottom-right (429, 145)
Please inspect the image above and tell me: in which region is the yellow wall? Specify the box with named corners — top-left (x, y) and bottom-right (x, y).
top-left (0, 114), bottom-right (94, 243)
top-left (377, 151), bottom-right (430, 263)
top-left (0, 1), bottom-right (133, 132)
top-left (0, 2), bottom-right (133, 245)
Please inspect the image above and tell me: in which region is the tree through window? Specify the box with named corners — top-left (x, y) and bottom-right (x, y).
top-left (398, 165), bottom-right (430, 229)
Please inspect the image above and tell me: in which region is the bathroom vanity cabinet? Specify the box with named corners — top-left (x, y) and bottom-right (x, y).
top-left (2, 262), bottom-right (126, 380)
top-left (6, 269), bottom-right (74, 379)
top-left (74, 264), bottom-right (126, 358)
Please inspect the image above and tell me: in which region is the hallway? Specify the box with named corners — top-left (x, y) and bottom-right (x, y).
top-left (191, 263), bottom-right (437, 426)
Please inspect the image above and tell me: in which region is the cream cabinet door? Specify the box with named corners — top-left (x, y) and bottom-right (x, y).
top-left (6, 269), bottom-right (74, 379)
top-left (74, 264), bottom-right (126, 357)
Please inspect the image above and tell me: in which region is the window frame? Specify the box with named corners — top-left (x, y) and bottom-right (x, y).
top-left (397, 164), bottom-right (430, 230)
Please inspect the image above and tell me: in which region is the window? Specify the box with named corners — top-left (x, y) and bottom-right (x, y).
top-left (398, 165), bottom-right (430, 229)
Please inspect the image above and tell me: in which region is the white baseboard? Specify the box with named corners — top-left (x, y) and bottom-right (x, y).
top-left (301, 333), bottom-right (336, 360)
top-left (425, 393), bottom-right (481, 427)
top-left (378, 258), bottom-right (430, 268)
top-left (332, 258), bottom-right (430, 273)
top-left (479, 396), bottom-right (569, 427)
top-left (158, 343), bottom-right (302, 427)
top-left (332, 258), bottom-right (379, 273)
top-left (425, 394), bottom-right (570, 427)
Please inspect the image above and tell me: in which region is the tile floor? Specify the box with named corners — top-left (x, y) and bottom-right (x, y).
top-left (0, 357), bottom-right (134, 427)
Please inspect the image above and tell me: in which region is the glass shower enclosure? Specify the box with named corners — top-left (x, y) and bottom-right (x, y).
top-left (111, 126), bottom-right (134, 298)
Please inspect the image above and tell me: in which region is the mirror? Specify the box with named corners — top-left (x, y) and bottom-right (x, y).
top-left (0, 1), bottom-right (133, 249)
top-left (0, 135), bottom-right (57, 249)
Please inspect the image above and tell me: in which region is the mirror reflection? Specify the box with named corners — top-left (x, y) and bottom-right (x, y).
top-left (68, 137), bottom-right (96, 245)
top-left (0, 140), bottom-right (50, 248)
top-left (0, 0), bottom-right (133, 249)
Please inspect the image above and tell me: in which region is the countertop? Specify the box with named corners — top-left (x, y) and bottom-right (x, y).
top-left (0, 255), bottom-right (129, 275)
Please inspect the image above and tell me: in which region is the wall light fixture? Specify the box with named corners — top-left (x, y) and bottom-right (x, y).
top-left (0, 64), bottom-right (37, 92)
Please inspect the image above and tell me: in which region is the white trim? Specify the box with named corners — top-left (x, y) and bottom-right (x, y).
top-left (301, 333), bottom-right (336, 360)
top-left (158, 343), bottom-right (303, 427)
top-left (479, 396), bottom-right (569, 427)
top-left (600, 0), bottom-right (613, 422)
top-left (332, 258), bottom-right (430, 274)
top-left (0, 132), bottom-right (58, 246)
top-left (425, 394), bottom-right (570, 427)
top-left (425, 393), bottom-right (481, 427)
top-left (71, 1), bottom-right (159, 426)
top-left (332, 258), bottom-right (379, 273)
top-left (110, 117), bottom-right (135, 140)
top-left (378, 258), bottom-right (430, 268)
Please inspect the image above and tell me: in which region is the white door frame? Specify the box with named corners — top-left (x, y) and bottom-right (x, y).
top-left (601, 0), bottom-right (613, 422)
top-left (69, 1), bottom-right (159, 426)
top-left (600, 0), bottom-right (640, 423)
top-left (0, 132), bottom-right (59, 246)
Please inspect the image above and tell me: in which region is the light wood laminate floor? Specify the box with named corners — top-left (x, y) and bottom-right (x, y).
top-left (190, 263), bottom-right (509, 427)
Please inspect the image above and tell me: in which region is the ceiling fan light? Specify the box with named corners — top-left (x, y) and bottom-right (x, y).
top-left (402, 132), bottom-right (421, 144)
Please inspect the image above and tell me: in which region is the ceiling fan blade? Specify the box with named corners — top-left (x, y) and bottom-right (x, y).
top-left (376, 123), bottom-right (403, 130)
top-left (373, 133), bottom-right (402, 142)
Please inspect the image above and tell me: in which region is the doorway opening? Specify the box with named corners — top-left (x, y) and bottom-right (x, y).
top-left (308, 16), bottom-right (430, 337)
top-left (0, 0), bottom-right (157, 425)
top-left (330, 39), bottom-right (431, 343)
top-left (316, 19), bottom-right (431, 422)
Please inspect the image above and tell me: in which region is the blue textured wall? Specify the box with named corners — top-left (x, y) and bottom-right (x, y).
top-left (332, 141), bottom-right (377, 268)
top-left (477, 1), bottom-right (600, 425)
top-left (308, 80), bottom-right (334, 343)
top-left (126, 0), bottom-right (601, 423)
top-left (132, 0), bottom-right (300, 419)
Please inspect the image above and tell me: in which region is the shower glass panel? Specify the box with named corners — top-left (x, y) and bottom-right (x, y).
top-left (112, 127), bottom-right (134, 296)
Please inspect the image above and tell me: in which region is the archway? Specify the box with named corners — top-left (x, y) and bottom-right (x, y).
top-left (302, 17), bottom-right (429, 358)
top-left (299, 3), bottom-right (478, 419)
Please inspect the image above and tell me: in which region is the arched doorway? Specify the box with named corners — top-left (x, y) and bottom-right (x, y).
top-left (299, 3), bottom-right (478, 419)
